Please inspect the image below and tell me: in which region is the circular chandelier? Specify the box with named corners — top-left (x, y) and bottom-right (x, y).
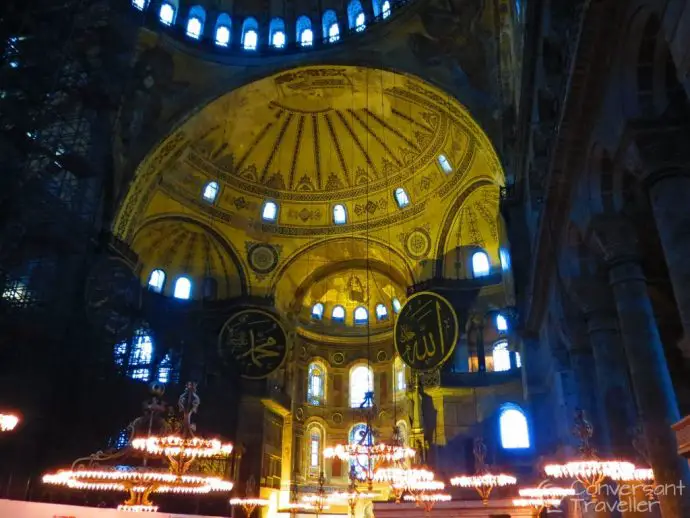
top-left (323, 443), bottom-right (415, 463)
top-left (229, 497), bottom-right (271, 516)
top-left (513, 486), bottom-right (575, 513)
top-left (373, 467), bottom-right (434, 484)
top-left (42, 382), bottom-right (235, 512)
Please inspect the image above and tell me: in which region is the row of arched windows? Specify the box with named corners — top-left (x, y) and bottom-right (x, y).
top-left (311, 298), bottom-right (401, 324)
top-left (147, 269), bottom-right (192, 299)
top-left (132, 0), bottom-right (394, 51)
top-left (307, 359), bottom-right (406, 407)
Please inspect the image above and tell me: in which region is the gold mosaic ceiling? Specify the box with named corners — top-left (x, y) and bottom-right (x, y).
top-left (114, 66), bottom-right (506, 315)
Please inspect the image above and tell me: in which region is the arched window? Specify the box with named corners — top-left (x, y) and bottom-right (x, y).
top-left (159, 1), bottom-right (177, 26)
top-left (349, 423), bottom-right (373, 479)
top-left (215, 14), bottom-right (232, 47)
top-left (148, 269), bottom-right (166, 293)
top-left (493, 340), bottom-right (510, 372)
top-left (394, 357), bottom-right (406, 391)
top-left (269, 18), bottom-right (286, 48)
top-left (312, 302), bottom-right (324, 320)
top-left (308, 426), bottom-right (323, 473)
top-left (114, 327), bottom-right (174, 383)
top-left (202, 181), bottom-right (219, 203)
top-left (392, 297), bottom-right (401, 313)
top-left (333, 204), bottom-right (347, 225)
top-left (396, 420), bottom-right (408, 446)
top-left (496, 313), bottom-right (508, 332)
top-left (438, 154), bottom-right (453, 173)
top-left (323, 10), bottom-right (339, 43)
top-left (348, 0), bottom-right (366, 31)
top-left (186, 5), bottom-right (205, 39)
top-left (382, 0), bottom-right (391, 18)
top-left (262, 200), bottom-right (278, 222)
top-left (173, 277), bottom-right (192, 300)
top-left (132, 0), bottom-right (148, 11)
top-left (241, 17), bottom-right (259, 50)
top-left (332, 305), bottom-right (345, 323)
top-left (308, 362), bottom-right (326, 405)
top-left (394, 187), bottom-right (410, 208)
top-left (354, 306), bottom-right (368, 325)
top-left (203, 277), bottom-right (217, 301)
top-left (471, 250), bottom-right (490, 277)
top-left (499, 406), bottom-right (530, 449)
top-left (296, 15), bottom-right (313, 46)
top-left (375, 303), bottom-right (388, 321)
top-left (350, 364), bottom-right (373, 407)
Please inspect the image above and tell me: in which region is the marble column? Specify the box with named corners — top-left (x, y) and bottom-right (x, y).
top-left (574, 280), bottom-right (638, 457)
top-left (476, 321), bottom-right (486, 372)
top-left (570, 342), bottom-right (608, 452)
top-left (635, 125), bottom-right (690, 358)
top-left (647, 172), bottom-right (690, 357)
top-left (593, 216), bottom-right (690, 517)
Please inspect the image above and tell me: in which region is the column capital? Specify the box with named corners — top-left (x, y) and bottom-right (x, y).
top-left (590, 215), bottom-right (639, 266)
top-left (624, 121), bottom-right (690, 176)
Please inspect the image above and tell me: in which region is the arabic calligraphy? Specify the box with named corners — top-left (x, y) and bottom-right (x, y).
top-left (218, 310), bottom-right (288, 379)
top-left (394, 292), bottom-right (458, 371)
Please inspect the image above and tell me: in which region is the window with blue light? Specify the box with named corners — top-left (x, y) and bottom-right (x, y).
top-left (332, 305), bottom-right (345, 323)
top-left (215, 14), bottom-right (232, 47)
top-left (375, 303), bottom-right (388, 321)
top-left (296, 16), bottom-right (313, 46)
top-left (173, 277), bottom-right (192, 300)
top-left (438, 154), bottom-right (453, 173)
top-left (114, 429), bottom-right (129, 449)
top-left (394, 358), bottom-right (406, 391)
top-left (496, 313), bottom-right (508, 332)
top-left (392, 297), bottom-right (401, 313)
top-left (323, 10), bottom-right (339, 42)
top-left (354, 306), bottom-right (368, 325)
top-left (349, 423), bottom-right (374, 479)
top-left (333, 204), bottom-right (347, 225)
top-left (114, 328), bottom-right (153, 382)
top-left (309, 426), bottom-right (323, 472)
top-left (242, 18), bottom-right (259, 50)
top-left (394, 187), bottom-right (410, 208)
top-left (308, 361), bottom-right (326, 405)
top-left (382, 0), bottom-right (391, 18)
top-left (159, 2), bottom-right (176, 26)
top-left (262, 200), bottom-right (278, 222)
top-left (312, 302), bottom-right (324, 320)
top-left (148, 269), bottom-right (166, 293)
top-left (348, 0), bottom-right (366, 31)
top-left (499, 406), bottom-right (530, 449)
top-left (350, 365), bottom-right (373, 407)
top-left (157, 353), bottom-right (174, 384)
top-left (186, 6), bottom-right (206, 39)
top-left (493, 341), bottom-right (510, 372)
top-left (132, 0), bottom-right (148, 11)
top-left (202, 181), bottom-right (219, 203)
top-left (269, 18), bottom-right (286, 48)
top-left (471, 250), bottom-right (490, 277)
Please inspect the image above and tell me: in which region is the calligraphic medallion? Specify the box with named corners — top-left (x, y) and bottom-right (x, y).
top-left (218, 309), bottom-right (288, 379)
top-left (394, 292), bottom-right (458, 371)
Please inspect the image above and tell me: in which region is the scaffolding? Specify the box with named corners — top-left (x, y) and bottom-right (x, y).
top-left (0, 0), bottom-right (135, 325)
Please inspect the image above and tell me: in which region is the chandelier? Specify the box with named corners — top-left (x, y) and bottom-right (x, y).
top-left (512, 486), bottom-right (575, 514)
top-left (0, 412), bottom-right (19, 432)
top-left (543, 411), bottom-right (654, 494)
top-left (449, 438), bottom-right (516, 505)
top-left (43, 382), bottom-right (235, 512)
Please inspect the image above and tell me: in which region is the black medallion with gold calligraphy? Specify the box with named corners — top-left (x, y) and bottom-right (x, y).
top-left (394, 292), bottom-right (459, 371)
top-left (218, 309), bottom-right (288, 379)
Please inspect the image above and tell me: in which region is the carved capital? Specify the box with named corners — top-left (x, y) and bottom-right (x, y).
top-left (626, 122), bottom-right (690, 176)
top-left (590, 216), bottom-right (639, 265)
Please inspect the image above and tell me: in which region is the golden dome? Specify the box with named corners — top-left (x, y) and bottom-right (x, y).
top-left (114, 65), bottom-right (505, 305)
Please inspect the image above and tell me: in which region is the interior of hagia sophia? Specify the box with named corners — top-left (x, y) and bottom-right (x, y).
top-left (1, 0), bottom-right (690, 517)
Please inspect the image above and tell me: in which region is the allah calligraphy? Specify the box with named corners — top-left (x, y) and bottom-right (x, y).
top-left (218, 309), bottom-right (288, 379)
top-left (394, 292), bottom-right (458, 371)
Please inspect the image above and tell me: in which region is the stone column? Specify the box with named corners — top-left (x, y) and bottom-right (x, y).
top-left (570, 342), bottom-right (608, 452)
top-left (593, 216), bottom-right (690, 517)
top-left (574, 280), bottom-right (638, 457)
top-left (475, 320), bottom-right (486, 372)
top-left (635, 124), bottom-right (690, 358)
